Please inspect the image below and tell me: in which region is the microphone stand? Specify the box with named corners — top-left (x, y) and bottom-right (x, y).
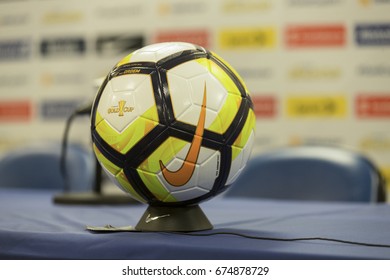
top-left (53, 105), bottom-right (138, 205)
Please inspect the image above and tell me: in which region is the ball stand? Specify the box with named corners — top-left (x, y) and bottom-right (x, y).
top-left (135, 204), bottom-right (213, 232)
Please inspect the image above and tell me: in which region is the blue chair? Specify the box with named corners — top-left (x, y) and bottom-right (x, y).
top-left (225, 146), bottom-right (386, 203)
top-left (0, 142), bottom-right (95, 191)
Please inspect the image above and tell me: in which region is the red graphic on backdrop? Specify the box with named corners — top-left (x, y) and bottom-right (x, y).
top-left (155, 29), bottom-right (209, 48)
top-left (286, 25), bottom-right (345, 48)
top-left (251, 95), bottom-right (276, 118)
top-left (356, 95), bottom-right (390, 118)
top-left (0, 101), bottom-right (32, 122)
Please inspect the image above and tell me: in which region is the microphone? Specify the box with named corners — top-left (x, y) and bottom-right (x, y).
top-left (54, 100), bottom-right (137, 205)
top-left (74, 104), bottom-right (92, 115)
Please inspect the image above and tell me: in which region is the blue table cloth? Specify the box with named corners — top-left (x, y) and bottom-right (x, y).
top-left (1, 188), bottom-right (390, 259)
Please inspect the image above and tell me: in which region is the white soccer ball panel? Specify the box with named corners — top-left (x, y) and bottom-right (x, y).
top-left (97, 74), bottom-right (155, 132)
top-left (189, 76), bottom-right (227, 113)
top-left (178, 107), bottom-right (219, 132)
top-left (165, 73), bottom-right (192, 120)
top-left (226, 130), bottom-right (255, 185)
top-left (110, 74), bottom-right (148, 92)
top-left (167, 61), bottom-right (228, 128)
top-left (168, 187), bottom-right (210, 202)
top-left (198, 151), bottom-right (220, 191)
top-left (168, 58), bottom-right (210, 79)
top-left (100, 164), bottom-right (126, 193)
top-left (133, 77), bottom-right (157, 115)
top-left (130, 42), bottom-right (197, 63)
top-left (242, 130), bottom-right (255, 170)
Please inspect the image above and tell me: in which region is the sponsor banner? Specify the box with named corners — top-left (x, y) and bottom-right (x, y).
top-left (0, 74), bottom-right (29, 88)
top-left (251, 95), bottom-right (277, 118)
top-left (355, 23), bottom-right (390, 46)
top-left (40, 99), bottom-right (82, 120)
top-left (0, 13), bottom-right (29, 27)
top-left (96, 34), bottom-right (144, 57)
top-left (359, 134), bottom-right (390, 152)
top-left (95, 4), bottom-right (143, 20)
top-left (221, 0), bottom-right (272, 12)
top-left (40, 37), bottom-right (86, 58)
top-left (288, 135), bottom-right (344, 146)
top-left (0, 100), bottom-right (32, 122)
top-left (357, 63), bottom-right (390, 77)
top-left (286, 95), bottom-right (347, 118)
top-left (285, 25), bottom-right (345, 48)
top-left (40, 72), bottom-right (85, 88)
top-left (219, 27), bottom-right (276, 49)
top-left (0, 39), bottom-right (30, 61)
top-left (42, 11), bottom-right (83, 25)
top-left (288, 0), bottom-right (343, 6)
top-left (157, 1), bottom-right (207, 16)
top-left (155, 30), bottom-right (209, 48)
top-left (356, 94), bottom-right (390, 118)
top-left (359, 0), bottom-right (390, 7)
top-left (288, 64), bottom-right (341, 80)
top-left (235, 67), bottom-right (273, 80)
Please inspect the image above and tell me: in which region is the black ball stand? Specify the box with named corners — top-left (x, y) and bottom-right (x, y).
top-left (135, 204), bottom-right (213, 232)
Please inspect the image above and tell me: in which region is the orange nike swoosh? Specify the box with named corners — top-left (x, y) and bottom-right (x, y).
top-left (159, 83), bottom-right (207, 187)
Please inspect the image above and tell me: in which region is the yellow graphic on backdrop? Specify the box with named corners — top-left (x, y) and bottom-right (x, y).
top-left (219, 27), bottom-right (276, 49)
top-left (286, 95), bottom-right (347, 118)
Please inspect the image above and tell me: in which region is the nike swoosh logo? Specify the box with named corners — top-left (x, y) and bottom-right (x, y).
top-left (159, 82), bottom-right (207, 187)
top-left (145, 214), bottom-right (170, 223)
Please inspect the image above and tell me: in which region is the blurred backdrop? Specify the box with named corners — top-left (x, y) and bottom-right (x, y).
top-left (0, 0), bottom-right (389, 192)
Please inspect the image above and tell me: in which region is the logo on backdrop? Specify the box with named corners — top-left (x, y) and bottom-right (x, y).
top-left (286, 95), bottom-right (347, 118)
top-left (357, 64), bottom-right (390, 77)
top-left (358, 0), bottom-right (390, 7)
top-left (0, 74), bottom-right (29, 88)
top-left (356, 94), bottom-right (390, 118)
top-left (41, 11), bottom-right (83, 25)
top-left (95, 4), bottom-right (143, 19)
top-left (219, 27), bottom-right (276, 49)
top-left (251, 95), bottom-right (277, 118)
top-left (0, 100), bottom-right (32, 122)
top-left (155, 29), bottom-right (209, 48)
top-left (359, 134), bottom-right (390, 152)
top-left (40, 100), bottom-right (82, 120)
top-left (96, 35), bottom-right (144, 57)
top-left (235, 67), bottom-right (273, 80)
top-left (40, 37), bottom-right (86, 57)
top-left (157, 1), bottom-right (206, 16)
top-left (0, 13), bottom-right (29, 27)
top-left (288, 64), bottom-right (341, 80)
top-left (0, 39), bottom-right (30, 60)
top-left (40, 72), bottom-right (85, 88)
top-left (355, 24), bottom-right (390, 46)
top-left (221, 0), bottom-right (272, 12)
top-left (288, 0), bottom-right (342, 6)
top-left (286, 25), bottom-right (345, 48)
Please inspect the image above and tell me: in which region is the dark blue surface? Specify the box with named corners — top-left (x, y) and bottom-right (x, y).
top-left (1, 188), bottom-right (390, 259)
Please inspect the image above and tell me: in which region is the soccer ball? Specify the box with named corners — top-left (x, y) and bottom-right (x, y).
top-left (91, 42), bottom-right (255, 207)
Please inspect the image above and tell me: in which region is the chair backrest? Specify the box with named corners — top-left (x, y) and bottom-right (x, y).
top-left (225, 146), bottom-right (386, 203)
top-left (0, 142), bottom-right (95, 191)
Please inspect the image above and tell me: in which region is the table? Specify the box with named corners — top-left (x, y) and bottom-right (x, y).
top-left (1, 187), bottom-right (390, 259)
